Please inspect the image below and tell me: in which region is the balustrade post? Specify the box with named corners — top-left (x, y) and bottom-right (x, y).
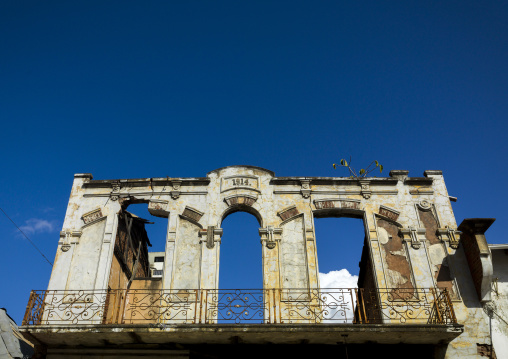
top-left (22, 290), bottom-right (35, 325)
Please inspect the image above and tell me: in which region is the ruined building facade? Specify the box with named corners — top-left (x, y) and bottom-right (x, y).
top-left (20, 166), bottom-right (502, 358)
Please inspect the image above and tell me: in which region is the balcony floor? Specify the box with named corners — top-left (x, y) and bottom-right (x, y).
top-left (21, 323), bottom-right (464, 347)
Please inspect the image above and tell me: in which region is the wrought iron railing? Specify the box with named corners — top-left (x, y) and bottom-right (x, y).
top-left (22, 288), bottom-right (456, 326)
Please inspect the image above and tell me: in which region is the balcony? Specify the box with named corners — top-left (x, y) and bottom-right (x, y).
top-left (20, 288), bottom-right (463, 347)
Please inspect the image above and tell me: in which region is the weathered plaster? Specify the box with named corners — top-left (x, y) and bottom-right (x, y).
top-left (38, 166), bottom-right (497, 358)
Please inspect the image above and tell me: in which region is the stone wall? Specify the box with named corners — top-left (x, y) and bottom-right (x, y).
top-left (43, 166), bottom-right (498, 357)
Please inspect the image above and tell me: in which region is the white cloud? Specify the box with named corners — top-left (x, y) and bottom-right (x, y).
top-left (319, 269), bottom-right (359, 289)
top-left (19, 218), bottom-right (55, 235)
top-left (318, 269), bottom-right (359, 323)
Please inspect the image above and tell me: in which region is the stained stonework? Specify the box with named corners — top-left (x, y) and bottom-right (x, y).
top-left (37, 166), bottom-right (497, 358)
top-left (376, 218), bottom-right (414, 292)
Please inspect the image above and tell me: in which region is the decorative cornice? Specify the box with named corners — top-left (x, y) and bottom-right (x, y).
top-left (389, 170), bottom-right (409, 180)
top-left (277, 205), bottom-right (300, 222)
top-left (83, 177), bottom-right (210, 189)
top-left (378, 206), bottom-right (400, 222)
top-left (181, 206), bottom-right (204, 223)
top-left (313, 198), bottom-right (361, 210)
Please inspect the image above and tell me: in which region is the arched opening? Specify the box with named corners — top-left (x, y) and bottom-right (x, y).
top-left (219, 211), bottom-right (263, 289)
top-left (217, 211), bottom-right (264, 323)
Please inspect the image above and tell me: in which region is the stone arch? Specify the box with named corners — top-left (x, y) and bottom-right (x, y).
top-left (219, 204), bottom-right (263, 227)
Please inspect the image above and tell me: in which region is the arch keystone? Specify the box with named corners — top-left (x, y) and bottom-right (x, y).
top-left (224, 194), bottom-right (257, 206)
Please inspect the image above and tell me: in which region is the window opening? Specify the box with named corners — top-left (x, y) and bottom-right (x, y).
top-left (314, 217), bottom-right (365, 322)
top-left (218, 211), bottom-right (263, 323)
top-left (219, 212), bottom-right (263, 289)
top-left (122, 203), bottom-right (168, 278)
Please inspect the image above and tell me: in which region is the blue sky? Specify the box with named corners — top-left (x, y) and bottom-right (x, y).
top-left (1, 1), bottom-right (507, 323)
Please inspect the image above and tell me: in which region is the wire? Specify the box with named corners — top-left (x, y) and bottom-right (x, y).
top-left (0, 206), bottom-right (53, 267)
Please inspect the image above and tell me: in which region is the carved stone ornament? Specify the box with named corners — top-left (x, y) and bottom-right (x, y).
top-left (59, 230), bottom-right (82, 251)
top-left (182, 206), bottom-right (204, 223)
top-left (259, 226), bottom-right (282, 249)
top-left (277, 206), bottom-right (300, 222)
top-left (314, 199), bottom-right (360, 210)
top-left (417, 200), bottom-right (432, 211)
top-left (378, 206), bottom-right (400, 221)
top-left (171, 180), bottom-right (182, 199)
top-left (81, 208), bottom-right (104, 225)
top-left (359, 180), bottom-right (371, 199)
top-left (224, 194), bottom-right (257, 207)
top-left (199, 227), bottom-right (223, 249)
top-left (300, 179), bottom-right (311, 198)
top-left (437, 226), bottom-right (462, 249)
top-left (400, 227), bottom-right (426, 249)
top-left (172, 180), bottom-right (182, 191)
top-left (110, 181), bottom-right (121, 201)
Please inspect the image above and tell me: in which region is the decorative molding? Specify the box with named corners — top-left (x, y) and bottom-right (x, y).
top-left (199, 226), bottom-right (223, 249)
top-left (148, 200), bottom-right (169, 217)
top-left (277, 205), bottom-right (300, 221)
top-left (170, 180), bottom-right (182, 199)
top-left (416, 200), bottom-right (433, 211)
top-left (59, 230), bottom-right (82, 251)
top-left (84, 191), bottom-right (208, 198)
top-left (300, 179), bottom-right (311, 198)
top-left (110, 181), bottom-right (121, 201)
top-left (224, 194), bottom-right (257, 207)
top-left (437, 227), bottom-right (462, 249)
top-left (313, 198), bottom-right (361, 210)
top-left (378, 206), bottom-right (400, 222)
top-left (359, 180), bottom-right (372, 199)
top-left (400, 227), bottom-right (426, 249)
top-left (181, 206), bottom-right (204, 223)
top-left (389, 170), bottom-right (409, 180)
top-left (410, 188), bottom-right (434, 195)
top-left (81, 208), bottom-right (105, 225)
top-left (259, 226), bottom-right (282, 249)
top-left (305, 227), bottom-right (314, 241)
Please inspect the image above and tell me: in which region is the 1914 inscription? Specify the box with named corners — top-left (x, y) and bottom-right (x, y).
top-left (221, 176), bottom-right (259, 193)
top-left (231, 178), bottom-right (251, 186)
